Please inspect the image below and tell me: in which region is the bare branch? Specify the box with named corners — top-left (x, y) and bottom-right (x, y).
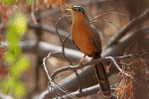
top-left (28, 23), bottom-right (69, 38)
top-left (91, 11), bottom-right (127, 23)
top-left (42, 52), bottom-right (53, 81)
top-left (106, 56), bottom-right (133, 78)
top-left (106, 7), bottom-right (149, 48)
top-left (57, 85), bottom-right (100, 98)
top-left (51, 51), bottom-right (149, 80)
top-left (42, 52), bottom-right (78, 99)
top-left (55, 14), bottom-right (73, 64)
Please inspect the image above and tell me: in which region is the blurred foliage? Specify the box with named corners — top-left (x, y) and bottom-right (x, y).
top-left (26, 0), bottom-right (34, 5)
top-left (0, 0), bottom-right (34, 5)
top-left (0, 12), bottom-right (29, 98)
top-left (47, 0), bottom-right (65, 7)
top-left (0, 0), bottom-right (13, 4)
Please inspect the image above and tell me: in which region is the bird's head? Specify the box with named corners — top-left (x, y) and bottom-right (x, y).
top-left (65, 5), bottom-right (86, 15)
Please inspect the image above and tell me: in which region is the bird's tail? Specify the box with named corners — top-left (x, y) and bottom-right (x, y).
top-left (94, 62), bottom-right (111, 98)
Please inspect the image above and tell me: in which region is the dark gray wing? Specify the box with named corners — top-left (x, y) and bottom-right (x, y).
top-left (84, 18), bottom-right (102, 53)
top-left (89, 25), bottom-right (102, 55)
top-left (91, 25), bottom-right (102, 50)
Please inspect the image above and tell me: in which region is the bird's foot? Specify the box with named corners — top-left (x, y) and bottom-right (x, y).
top-left (78, 55), bottom-right (86, 65)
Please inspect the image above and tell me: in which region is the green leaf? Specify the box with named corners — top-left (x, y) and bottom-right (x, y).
top-left (2, 11), bottom-right (29, 98)
top-left (0, 0), bottom-right (14, 4)
top-left (10, 56), bottom-right (29, 77)
top-left (7, 12), bottom-right (27, 35)
top-left (1, 77), bottom-right (16, 93)
top-left (5, 52), bottom-right (16, 64)
top-left (14, 82), bottom-right (26, 98)
top-left (0, 77), bottom-right (26, 98)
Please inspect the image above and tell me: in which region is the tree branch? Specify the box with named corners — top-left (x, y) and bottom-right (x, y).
top-left (106, 7), bottom-right (149, 48)
top-left (39, 27), bottom-right (149, 98)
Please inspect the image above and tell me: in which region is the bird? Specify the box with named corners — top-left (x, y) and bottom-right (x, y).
top-left (66, 6), bottom-right (112, 98)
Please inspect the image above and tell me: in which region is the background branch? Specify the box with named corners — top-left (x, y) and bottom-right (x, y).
top-left (106, 7), bottom-right (149, 48)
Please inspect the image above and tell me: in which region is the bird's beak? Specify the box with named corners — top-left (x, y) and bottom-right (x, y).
top-left (65, 8), bottom-right (73, 12)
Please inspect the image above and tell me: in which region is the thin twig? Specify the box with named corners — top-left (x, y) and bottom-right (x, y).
top-left (57, 84), bottom-right (100, 98)
top-left (51, 51), bottom-right (149, 80)
top-left (106, 56), bottom-right (133, 78)
top-left (62, 34), bottom-right (73, 64)
top-left (106, 7), bottom-right (149, 47)
top-left (42, 52), bottom-right (77, 99)
top-left (90, 19), bottom-right (119, 32)
top-left (50, 64), bottom-right (84, 80)
top-left (42, 52), bottom-right (53, 81)
top-left (42, 52), bottom-right (61, 98)
top-left (91, 11), bottom-right (127, 22)
top-left (28, 23), bottom-right (69, 38)
top-left (55, 14), bottom-right (73, 64)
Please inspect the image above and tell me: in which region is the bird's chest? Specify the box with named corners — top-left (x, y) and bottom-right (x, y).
top-left (71, 24), bottom-right (96, 56)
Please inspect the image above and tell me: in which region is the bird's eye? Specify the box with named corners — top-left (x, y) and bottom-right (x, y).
top-left (78, 8), bottom-right (84, 13)
top-left (72, 6), bottom-right (85, 14)
top-left (78, 8), bottom-right (81, 12)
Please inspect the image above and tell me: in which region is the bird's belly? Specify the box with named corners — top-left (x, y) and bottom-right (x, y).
top-left (72, 31), bottom-right (96, 56)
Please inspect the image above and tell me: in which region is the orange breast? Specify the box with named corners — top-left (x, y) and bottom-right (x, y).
top-left (71, 18), bottom-right (97, 56)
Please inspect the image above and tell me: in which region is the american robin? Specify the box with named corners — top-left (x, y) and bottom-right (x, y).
top-left (66, 6), bottom-right (111, 98)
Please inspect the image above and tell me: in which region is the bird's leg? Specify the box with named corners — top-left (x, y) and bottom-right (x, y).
top-left (78, 54), bottom-right (86, 65)
top-left (74, 55), bottom-right (86, 93)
